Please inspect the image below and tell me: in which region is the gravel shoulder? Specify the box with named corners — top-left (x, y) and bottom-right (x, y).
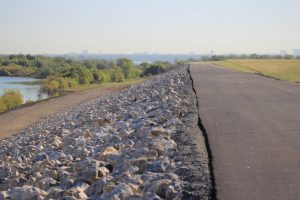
top-left (0, 67), bottom-right (211, 199)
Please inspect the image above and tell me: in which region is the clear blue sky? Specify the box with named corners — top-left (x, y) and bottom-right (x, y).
top-left (1, 0), bottom-right (299, 54)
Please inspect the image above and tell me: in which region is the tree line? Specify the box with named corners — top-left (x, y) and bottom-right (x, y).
top-left (0, 55), bottom-right (177, 94)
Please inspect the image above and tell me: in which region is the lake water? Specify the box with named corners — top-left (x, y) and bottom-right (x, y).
top-left (0, 77), bottom-right (48, 103)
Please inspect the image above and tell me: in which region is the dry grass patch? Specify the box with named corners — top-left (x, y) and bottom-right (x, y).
top-left (214, 59), bottom-right (300, 82)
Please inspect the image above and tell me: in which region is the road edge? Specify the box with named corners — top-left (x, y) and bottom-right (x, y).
top-left (187, 64), bottom-right (217, 200)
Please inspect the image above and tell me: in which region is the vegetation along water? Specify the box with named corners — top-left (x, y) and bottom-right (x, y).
top-left (0, 54), bottom-right (181, 113)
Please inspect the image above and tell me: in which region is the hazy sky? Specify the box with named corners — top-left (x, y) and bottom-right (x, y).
top-left (1, 0), bottom-right (300, 54)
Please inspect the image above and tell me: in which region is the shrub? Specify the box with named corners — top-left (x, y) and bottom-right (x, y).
top-left (111, 69), bottom-right (125, 82)
top-left (70, 66), bottom-right (94, 84)
top-left (91, 68), bottom-right (100, 82)
top-left (36, 67), bottom-right (53, 78)
top-left (66, 78), bottom-right (78, 87)
top-left (0, 100), bottom-right (7, 112)
top-left (127, 68), bottom-right (142, 79)
top-left (42, 76), bottom-right (79, 93)
top-left (55, 77), bottom-right (69, 90)
top-left (116, 58), bottom-right (140, 79)
top-left (43, 79), bottom-right (60, 93)
top-left (142, 64), bottom-right (166, 76)
top-left (99, 70), bottom-right (111, 83)
top-left (0, 90), bottom-right (23, 111)
top-left (139, 62), bottom-right (150, 69)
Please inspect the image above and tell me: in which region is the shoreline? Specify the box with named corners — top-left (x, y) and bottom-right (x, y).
top-left (0, 79), bottom-right (146, 140)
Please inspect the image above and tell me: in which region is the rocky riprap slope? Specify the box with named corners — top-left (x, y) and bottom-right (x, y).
top-left (0, 66), bottom-right (211, 200)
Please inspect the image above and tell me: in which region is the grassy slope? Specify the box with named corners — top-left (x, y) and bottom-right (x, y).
top-left (214, 59), bottom-right (300, 82)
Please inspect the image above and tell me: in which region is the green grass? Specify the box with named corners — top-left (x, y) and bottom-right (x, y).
top-left (213, 59), bottom-right (300, 82)
top-left (65, 77), bottom-right (149, 92)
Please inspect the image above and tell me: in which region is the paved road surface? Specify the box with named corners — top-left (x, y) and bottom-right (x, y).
top-left (190, 63), bottom-right (300, 200)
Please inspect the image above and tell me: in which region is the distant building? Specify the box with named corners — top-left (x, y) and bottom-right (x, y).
top-left (293, 49), bottom-right (300, 57)
top-left (280, 50), bottom-right (287, 56)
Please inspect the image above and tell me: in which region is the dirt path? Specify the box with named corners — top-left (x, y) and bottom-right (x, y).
top-left (0, 83), bottom-right (137, 140)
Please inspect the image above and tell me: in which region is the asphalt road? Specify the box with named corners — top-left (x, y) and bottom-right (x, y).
top-left (190, 63), bottom-right (300, 200)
